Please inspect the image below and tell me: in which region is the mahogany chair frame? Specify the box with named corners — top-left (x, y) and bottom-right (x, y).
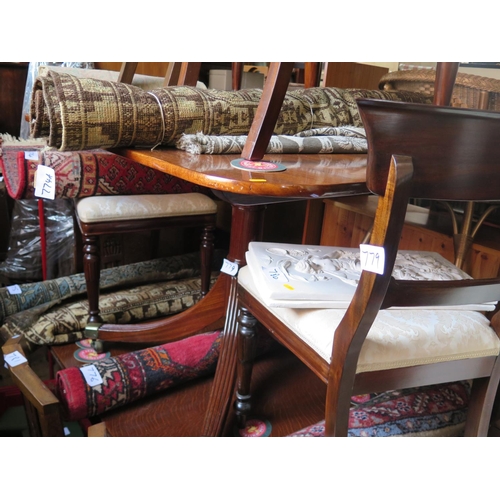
top-left (74, 212), bottom-right (216, 327)
top-left (234, 99), bottom-right (500, 437)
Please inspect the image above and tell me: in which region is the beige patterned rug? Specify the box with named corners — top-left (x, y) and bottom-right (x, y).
top-left (30, 70), bottom-right (432, 152)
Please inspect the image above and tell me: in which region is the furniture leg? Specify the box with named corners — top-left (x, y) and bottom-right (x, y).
top-left (201, 203), bottom-right (266, 436)
top-left (200, 223), bottom-right (215, 297)
top-left (178, 63), bottom-right (202, 87)
top-left (241, 62), bottom-right (295, 161)
top-left (82, 234), bottom-right (103, 325)
top-left (234, 306), bottom-right (258, 428)
top-left (232, 62), bottom-right (243, 91)
top-left (433, 62), bottom-right (460, 106)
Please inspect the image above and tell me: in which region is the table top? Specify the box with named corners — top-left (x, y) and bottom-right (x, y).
top-left (116, 148), bottom-right (369, 200)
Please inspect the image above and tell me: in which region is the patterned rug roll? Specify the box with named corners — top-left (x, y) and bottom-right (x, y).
top-left (6, 275), bottom-right (217, 346)
top-left (0, 137), bottom-right (203, 199)
top-left (177, 127), bottom-right (368, 155)
top-left (57, 330), bottom-right (223, 421)
top-left (30, 71), bottom-right (432, 151)
top-left (0, 252), bottom-right (213, 326)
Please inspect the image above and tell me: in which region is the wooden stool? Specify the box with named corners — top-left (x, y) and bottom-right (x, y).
top-left (74, 193), bottom-right (218, 328)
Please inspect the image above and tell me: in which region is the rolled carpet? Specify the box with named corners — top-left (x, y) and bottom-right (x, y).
top-left (0, 137), bottom-right (203, 199)
top-left (0, 252), bottom-right (213, 326)
top-left (176, 127), bottom-right (368, 155)
top-left (29, 70), bottom-right (432, 152)
top-left (0, 273), bottom-right (219, 346)
top-left (57, 330), bottom-right (223, 421)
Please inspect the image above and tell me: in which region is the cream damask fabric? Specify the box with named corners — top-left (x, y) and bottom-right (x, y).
top-left (238, 266), bottom-right (500, 373)
top-left (75, 193), bottom-right (217, 223)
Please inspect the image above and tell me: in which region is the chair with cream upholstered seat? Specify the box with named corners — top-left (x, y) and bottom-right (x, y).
top-left (74, 192), bottom-right (218, 333)
top-left (233, 98), bottom-right (500, 437)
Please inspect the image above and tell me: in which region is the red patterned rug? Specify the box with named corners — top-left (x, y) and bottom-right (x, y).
top-left (288, 381), bottom-right (470, 437)
top-left (0, 140), bottom-right (205, 199)
top-left (57, 330), bottom-right (223, 421)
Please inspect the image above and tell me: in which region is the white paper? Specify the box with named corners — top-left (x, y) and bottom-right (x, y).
top-left (80, 364), bottom-right (103, 387)
top-left (6, 284), bottom-right (22, 295)
top-left (221, 258), bottom-right (239, 276)
top-left (359, 244), bottom-right (385, 275)
top-left (4, 351), bottom-right (28, 367)
top-left (24, 151), bottom-right (39, 161)
top-left (34, 164), bottom-right (56, 200)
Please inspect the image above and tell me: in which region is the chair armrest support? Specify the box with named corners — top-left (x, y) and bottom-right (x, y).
top-left (2, 337), bottom-right (64, 436)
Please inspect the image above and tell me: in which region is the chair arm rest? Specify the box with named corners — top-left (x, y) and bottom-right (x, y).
top-left (2, 336), bottom-right (64, 436)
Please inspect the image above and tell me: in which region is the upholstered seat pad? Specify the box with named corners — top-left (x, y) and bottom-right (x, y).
top-left (238, 266), bottom-right (500, 373)
top-left (75, 193), bottom-right (217, 222)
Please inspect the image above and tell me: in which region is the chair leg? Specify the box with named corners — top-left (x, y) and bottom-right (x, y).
top-left (325, 370), bottom-right (353, 437)
top-left (82, 234), bottom-right (103, 325)
top-left (234, 306), bottom-right (258, 428)
top-left (465, 360), bottom-right (500, 436)
top-left (200, 223), bottom-right (215, 297)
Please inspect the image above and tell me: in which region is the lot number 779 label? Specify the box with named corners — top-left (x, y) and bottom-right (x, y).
top-left (359, 244), bottom-right (385, 275)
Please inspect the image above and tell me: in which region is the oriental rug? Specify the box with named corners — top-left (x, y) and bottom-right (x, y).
top-left (0, 136), bottom-right (203, 199)
top-left (57, 330), bottom-right (223, 420)
top-left (0, 274), bottom-right (218, 346)
top-left (30, 71), bottom-right (431, 151)
top-left (0, 251), bottom-right (213, 327)
top-left (177, 126), bottom-right (368, 155)
top-left (288, 381), bottom-right (470, 437)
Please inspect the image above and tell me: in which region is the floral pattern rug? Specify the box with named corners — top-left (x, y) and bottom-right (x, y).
top-left (288, 381), bottom-right (470, 437)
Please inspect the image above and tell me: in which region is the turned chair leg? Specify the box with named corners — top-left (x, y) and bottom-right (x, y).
top-left (82, 234), bottom-right (103, 325)
top-left (200, 223), bottom-right (215, 297)
top-left (234, 306), bottom-right (258, 428)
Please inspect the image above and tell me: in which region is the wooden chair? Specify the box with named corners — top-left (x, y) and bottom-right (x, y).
top-left (233, 99), bottom-right (500, 436)
top-left (74, 193), bottom-right (218, 332)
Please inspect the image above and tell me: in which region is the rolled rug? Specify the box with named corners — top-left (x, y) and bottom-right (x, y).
top-left (29, 72), bottom-right (356, 151)
top-left (29, 71), bottom-right (433, 152)
top-left (0, 251), bottom-right (214, 326)
top-left (57, 330), bottom-right (223, 421)
top-left (0, 275), bottom-right (218, 346)
top-left (0, 136), bottom-right (203, 200)
top-left (176, 127), bottom-right (368, 155)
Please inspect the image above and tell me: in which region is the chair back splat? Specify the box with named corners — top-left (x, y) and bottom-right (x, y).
top-left (360, 99), bottom-right (500, 200)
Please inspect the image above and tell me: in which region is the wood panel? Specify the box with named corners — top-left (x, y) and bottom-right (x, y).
top-left (94, 62), bottom-right (170, 77)
top-left (322, 62), bottom-right (389, 90)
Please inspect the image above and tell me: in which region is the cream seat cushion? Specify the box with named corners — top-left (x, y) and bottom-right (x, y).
top-left (238, 265), bottom-right (500, 373)
top-left (76, 193), bottom-right (217, 223)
